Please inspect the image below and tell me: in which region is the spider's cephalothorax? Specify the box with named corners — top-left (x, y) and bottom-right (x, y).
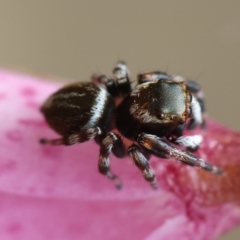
top-left (116, 80), bottom-right (192, 140)
top-left (40, 61), bottom-right (222, 189)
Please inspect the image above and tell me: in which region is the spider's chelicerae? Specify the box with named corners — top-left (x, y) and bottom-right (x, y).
top-left (40, 61), bottom-right (222, 189)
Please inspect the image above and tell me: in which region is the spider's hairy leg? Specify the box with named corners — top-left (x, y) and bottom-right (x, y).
top-left (184, 80), bottom-right (206, 128)
top-left (91, 74), bottom-right (119, 97)
top-left (40, 127), bottom-right (102, 146)
top-left (187, 94), bottom-right (204, 130)
top-left (137, 71), bottom-right (169, 84)
top-left (168, 135), bottom-right (203, 152)
top-left (113, 61), bottom-right (132, 96)
top-left (167, 124), bottom-right (202, 152)
top-left (138, 133), bottom-right (223, 175)
top-left (111, 134), bottom-right (127, 158)
top-left (128, 144), bottom-right (158, 189)
top-left (99, 132), bottom-right (123, 189)
top-left (171, 75), bottom-right (207, 130)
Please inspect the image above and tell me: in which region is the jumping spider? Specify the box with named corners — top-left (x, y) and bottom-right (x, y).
top-left (40, 61), bottom-right (222, 189)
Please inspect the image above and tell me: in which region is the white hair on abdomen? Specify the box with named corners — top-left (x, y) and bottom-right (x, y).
top-left (83, 87), bottom-right (108, 129)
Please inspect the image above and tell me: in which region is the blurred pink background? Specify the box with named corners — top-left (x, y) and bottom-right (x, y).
top-left (0, 1), bottom-right (239, 239)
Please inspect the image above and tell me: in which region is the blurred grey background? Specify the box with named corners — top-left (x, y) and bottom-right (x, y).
top-left (0, 1), bottom-right (239, 239)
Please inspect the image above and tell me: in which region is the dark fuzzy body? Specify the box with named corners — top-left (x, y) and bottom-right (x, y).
top-left (41, 82), bottom-right (115, 136)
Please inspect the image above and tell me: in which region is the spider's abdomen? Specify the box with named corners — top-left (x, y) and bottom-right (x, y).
top-left (116, 80), bottom-right (191, 140)
top-left (40, 82), bottom-right (115, 136)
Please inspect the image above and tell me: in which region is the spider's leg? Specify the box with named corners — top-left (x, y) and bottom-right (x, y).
top-left (113, 61), bottom-right (131, 96)
top-left (185, 80), bottom-right (206, 122)
top-left (128, 144), bottom-right (157, 189)
top-left (167, 124), bottom-right (202, 152)
top-left (91, 74), bottom-right (119, 97)
top-left (187, 93), bottom-right (207, 130)
top-left (137, 71), bottom-right (169, 84)
top-left (111, 135), bottom-right (127, 158)
top-left (99, 132), bottom-right (123, 189)
top-left (138, 133), bottom-right (223, 174)
top-left (170, 76), bottom-right (207, 129)
top-left (91, 60), bottom-right (132, 97)
top-left (40, 127), bottom-right (101, 146)
top-left (183, 79), bottom-right (207, 129)
top-left (168, 135), bottom-right (203, 152)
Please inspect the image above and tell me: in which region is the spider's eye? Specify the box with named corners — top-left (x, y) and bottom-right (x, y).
top-left (157, 113), bottom-right (165, 120)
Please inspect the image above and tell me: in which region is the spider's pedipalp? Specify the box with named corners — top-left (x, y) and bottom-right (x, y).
top-left (168, 134), bottom-right (203, 152)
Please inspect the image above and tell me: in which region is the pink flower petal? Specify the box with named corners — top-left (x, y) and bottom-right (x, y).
top-left (0, 70), bottom-right (239, 240)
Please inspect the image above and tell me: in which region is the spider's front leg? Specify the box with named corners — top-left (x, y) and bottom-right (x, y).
top-left (138, 133), bottom-right (223, 175)
top-left (99, 132), bottom-right (125, 189)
